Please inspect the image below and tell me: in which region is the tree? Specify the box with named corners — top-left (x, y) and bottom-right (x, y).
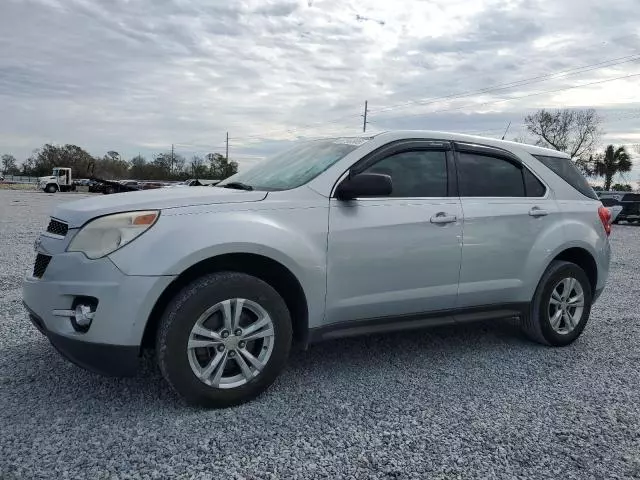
top-left (1, 154), bottom-right (19, 175)
top-left (593, 145), bottom-right (632, 191)
top-left (32, 144), bottom-right (95, 177)
top-left (96, 151), bottom-right (129, 179)
top-left (129, 154), bottom-right (150, 179)
top-left (524, 108), bottom-right (601, 173)
top-left (206, 153), bottom-right (238, 180)
top-left (610, 183), bottom-right (632, 192)
top-left (190, 155), bottom-right (208, 178)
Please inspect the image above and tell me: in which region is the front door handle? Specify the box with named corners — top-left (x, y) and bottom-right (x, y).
top-left (529, 206), bottom-right (549, 217)
top-left (430, 212), bottom-right (457, 224)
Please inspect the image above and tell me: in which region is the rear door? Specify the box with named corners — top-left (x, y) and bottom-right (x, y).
top-left (453, 142), bottom-right (560, 308)
top-left (325, 140), bottom-right (463, 324)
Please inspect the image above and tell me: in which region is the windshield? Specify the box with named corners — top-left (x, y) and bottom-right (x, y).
top-left (217, 137), bottom-right (370, 191)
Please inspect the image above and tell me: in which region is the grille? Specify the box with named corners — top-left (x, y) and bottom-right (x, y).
top-left (46, 218), bottom-right (68, 236)
top-left (33, 253), bottom-right (52, 278)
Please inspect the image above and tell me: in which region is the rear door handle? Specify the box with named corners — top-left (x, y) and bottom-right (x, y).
top-left (529, 206), bottom-right (548, 217)
top-left (430, 212), bottom-right (457, 224)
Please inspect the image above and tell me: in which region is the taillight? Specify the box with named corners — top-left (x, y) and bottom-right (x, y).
top-left (598, 205), bottom-right (612, 236)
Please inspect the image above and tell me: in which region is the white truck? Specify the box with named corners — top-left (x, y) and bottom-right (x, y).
top-left (39, 167), bottom-right (77, 193)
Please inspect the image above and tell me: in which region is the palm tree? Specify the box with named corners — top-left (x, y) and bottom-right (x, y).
top-left (594, 145), bottom-right (632, 191)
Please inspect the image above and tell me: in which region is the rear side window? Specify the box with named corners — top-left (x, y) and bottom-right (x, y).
top-left (523, 168), bottom-right (547, 197)
top-left (457, 153), bottom-right (523, 197)
top-left (533, 155), bottom-right (598, 200)
top-left (457, 152), bottom-right (546, 198)
top-left (622, 193), bottom-right (640, 202)
top-left (600, 197), bottom-right (618, 207)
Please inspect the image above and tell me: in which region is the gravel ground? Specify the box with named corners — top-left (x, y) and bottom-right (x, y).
top-left (1, 189), bottom-right (640, 480)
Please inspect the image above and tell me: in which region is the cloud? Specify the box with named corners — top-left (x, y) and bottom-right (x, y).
top-left (0, 0), bottom-right (639, 182)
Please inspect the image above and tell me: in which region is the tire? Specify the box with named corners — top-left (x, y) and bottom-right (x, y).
top-left (104, 186), bottom-right (115, 195)
top-left (156, 272), bottom-right (292, 408)
top-left (521, 260), bottom-right (592, 346)
top-left (45, 184), bottom-right (57, 193)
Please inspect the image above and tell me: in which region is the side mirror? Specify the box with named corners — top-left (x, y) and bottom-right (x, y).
top-left (335, 172), bottom-right (392, 200)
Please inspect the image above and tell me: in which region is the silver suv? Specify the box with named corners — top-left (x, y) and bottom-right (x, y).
top-left (23, 131), bottom-right (612, 408)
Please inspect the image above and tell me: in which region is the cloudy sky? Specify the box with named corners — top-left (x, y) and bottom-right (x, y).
top-left (1, 0), bottom-right (639, 180)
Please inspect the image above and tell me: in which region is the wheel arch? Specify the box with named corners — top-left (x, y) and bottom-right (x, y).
top-left (142, 252), bottom-right (310, 351)
top-left (549, 247), bottom-right (598, 295)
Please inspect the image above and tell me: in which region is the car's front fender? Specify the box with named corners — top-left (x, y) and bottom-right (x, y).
top-left (108, 206), bottom-right (330, 328)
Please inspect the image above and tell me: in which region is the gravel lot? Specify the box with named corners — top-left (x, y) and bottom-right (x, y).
top-left (1, 189), bottom-right (640, 480)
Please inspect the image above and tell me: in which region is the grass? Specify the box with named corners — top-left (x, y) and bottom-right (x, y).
top-left (0, 183), bottom-right (38, 191)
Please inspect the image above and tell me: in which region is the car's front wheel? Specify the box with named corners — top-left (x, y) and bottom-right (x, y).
top-left (521, 260), bottom-right (593, 346)
top-left (156, 272), bottom-right (292, 408)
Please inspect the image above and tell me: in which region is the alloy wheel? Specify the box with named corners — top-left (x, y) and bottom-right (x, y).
top-left (186, 298), bottom-right (275, 389)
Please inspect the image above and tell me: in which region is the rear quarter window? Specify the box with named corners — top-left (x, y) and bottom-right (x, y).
top-left (533, 155), bottom-right (598, 200)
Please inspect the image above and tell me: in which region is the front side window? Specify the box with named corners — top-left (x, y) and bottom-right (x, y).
top-left (216, 137), bottom-right (370, 191)
top-left (362, 150), bottom-right (448, 197)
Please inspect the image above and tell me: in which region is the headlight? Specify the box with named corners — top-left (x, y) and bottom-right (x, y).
top-left (67, 210), bottom-right (159, 259)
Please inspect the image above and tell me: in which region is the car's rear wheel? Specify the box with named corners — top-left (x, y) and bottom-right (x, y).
top-left (156, 272), bottom-right (292, 408)
top-left (521, 260), bottom-right (592, 346)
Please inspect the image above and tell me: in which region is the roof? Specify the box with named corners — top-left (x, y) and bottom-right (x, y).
top-left (369, 130), bottom-right (572, 159)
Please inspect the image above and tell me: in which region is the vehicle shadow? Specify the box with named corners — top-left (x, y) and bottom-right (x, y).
top-left (2, 317), bottom-right (535, 415)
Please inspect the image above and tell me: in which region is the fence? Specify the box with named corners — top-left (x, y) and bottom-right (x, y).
top-left (1, 175), bottom-right (38, 184)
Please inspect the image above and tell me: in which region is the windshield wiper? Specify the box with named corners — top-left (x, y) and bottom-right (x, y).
top-left (218, 182), bottom-right (254, 191)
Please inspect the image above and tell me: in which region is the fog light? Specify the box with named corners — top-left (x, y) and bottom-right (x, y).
top-left (74, 304), bottom-right (94, 326)
top-left (52, 301), bottom-right (96, 333)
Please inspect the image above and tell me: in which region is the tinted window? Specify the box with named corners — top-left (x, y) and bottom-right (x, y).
top-left (600, 197), bottom-right (619, 207)
top-left (523, 168), bottom-right (546, 197)
top-left (457, 153), bottom-right (524, 197)
top-left (363, 150), bottom-right (447, 197)
top-left (533, 155), bottom-right (598, 200)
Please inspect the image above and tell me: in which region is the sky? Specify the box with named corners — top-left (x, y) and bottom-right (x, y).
top-left (1, 0), bottom-right (639, 183)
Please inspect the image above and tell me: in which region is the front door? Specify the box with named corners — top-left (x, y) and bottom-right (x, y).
top-left (325, 142), bottom-right (463, 325)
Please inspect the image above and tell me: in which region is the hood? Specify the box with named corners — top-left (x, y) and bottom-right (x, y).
top-left (53, 186), bottom-right (268, 227)
top-left (39, 176), bottom-right (55, 182)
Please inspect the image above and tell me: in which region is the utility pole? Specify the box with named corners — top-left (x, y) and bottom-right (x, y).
top-left (225, 132), bottom-right (229, 161)
top-left (170, 143), bottom-right (175, 174)
top-left (362, 100), bottom-right (368, 133)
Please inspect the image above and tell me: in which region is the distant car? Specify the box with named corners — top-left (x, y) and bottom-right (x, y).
top-left (119, 180), bottom-right (141, 188)
top-left (170, 179), bottom-right (221, 187)
top-left (598, 191), bottom-right (640, 224)
top-left (599, 197), bottom-right (624, 223)
top-left (141, 182), bottom-right (165, 190)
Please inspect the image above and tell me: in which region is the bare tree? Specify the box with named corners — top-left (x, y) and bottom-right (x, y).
top-left (524, 108), bottom-right (602, 173)
top-left (1, 154), bottom-right (19, 175)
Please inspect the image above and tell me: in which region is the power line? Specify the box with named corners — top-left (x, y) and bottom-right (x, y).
top-left (174, 53), bottom-right (640, 148)
top-left (220, 53), bottom-right (640, 144)
top-left (370, 72), bottom-right (640, 122)
top-left (370, 53), bottom-right (640, 115)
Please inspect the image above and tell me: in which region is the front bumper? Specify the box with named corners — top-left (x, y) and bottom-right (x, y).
top-left (22, 251), bottom-right (175, 377)
top-left (25, 305), bottom-right (139, 376)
